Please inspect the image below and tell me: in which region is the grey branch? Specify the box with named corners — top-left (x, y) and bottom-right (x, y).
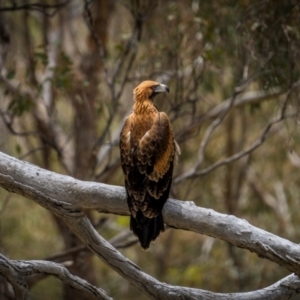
top-left (204, 78), bottom-right (300, 121)
top-left (0, 253), bottom-right (111, 300)
top-left (176, 79), bottom-right (300, 141)
top-left (175, 95), bottom-right (294, 184)
top-left (0, 151), bottom-right (300, 299)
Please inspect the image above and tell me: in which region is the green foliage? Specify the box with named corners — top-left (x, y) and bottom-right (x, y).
top-left (239, 0), bottom-right (300, 88)
top-left (34, 51), bottom-right (48, 66)
top-left (15, 143), bottom-right (22, 155)
top-left (52, 51), bottom-right (74, 91)
top-left (8, 94), bottom-right (35, 116)
top-left (0, 0), bottom-right (300, 299)
top-left (6, 69), bottom-right (16, 80)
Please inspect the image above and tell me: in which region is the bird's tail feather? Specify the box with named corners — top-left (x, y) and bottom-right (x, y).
top-left (130, 212), bottom-right (164, 250)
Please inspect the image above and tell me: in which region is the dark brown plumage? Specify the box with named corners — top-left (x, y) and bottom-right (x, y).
top-left (119, 80), bottom-right (180, 249)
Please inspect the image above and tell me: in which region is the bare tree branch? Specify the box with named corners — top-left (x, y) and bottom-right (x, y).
top-left (26, 228), bottom-right (137, 289)
top-left (0, 1), bottom-right (71, 17)
top-left (175, 90), bottom-right (295, 184)
top-left (0, 150), bottom-right (300, 300)
top-left (176, 79), bottom-right (300, 141)
top-left (183, 84), bottom-right (246, 177)
top-left (204, 88), bottom-right (281, 120)
top-left (0, 253), bottom-right (112, 300)
top-left (0, 254), bottom-right (29, 300)
top-left (0, 69), bottom-right (74, 173)
top-left (1, 2), bottom-right (299, 299)
top-left (2, 250), bottom-right (300, 300)
top-left (175, 115), bottom-right (281, 183)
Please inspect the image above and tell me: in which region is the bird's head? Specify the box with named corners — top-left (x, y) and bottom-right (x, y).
top-left (133, 80), bottom-right (169, 102)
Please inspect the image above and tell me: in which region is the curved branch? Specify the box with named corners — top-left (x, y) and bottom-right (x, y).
top-left (0, 151), bottom-right (300, 299)
top-left (0, 151), bottom-right (300, 273)
top-left (175, 95), bottom-right (294, 183)
top-left (175, 116), bottom-right (278, 183)
top-left (176, 79), bottom-right (300, 141)
top-left (1, 242), bottom-right (300, 300)
top-left (0, 253), bottom-right (111, 300)
top-left (0, 254), bottom-right (29, 299)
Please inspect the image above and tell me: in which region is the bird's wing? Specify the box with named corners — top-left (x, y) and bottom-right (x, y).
top-left (137, 112), bottom-right (175, 195)
top-left (120, 111), bottom-right (177, 216)
top-left (136, 112), bottom-right (172, 173)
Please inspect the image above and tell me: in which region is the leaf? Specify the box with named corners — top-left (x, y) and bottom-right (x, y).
top-left (15, 144), bottom-right (22, 155)
top-left (7, 69), bottom-right (16, 80)
top-left (8, 94), bottom-right (35, 116)
top-left (34, 51), bottom-right (48, 65)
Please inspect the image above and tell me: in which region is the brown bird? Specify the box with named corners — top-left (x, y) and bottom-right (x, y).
top-left (120, 80), bottom-right (180, 249)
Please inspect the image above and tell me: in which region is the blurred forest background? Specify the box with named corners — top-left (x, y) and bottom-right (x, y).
top-left (0, 0), bottom-right (300, 299)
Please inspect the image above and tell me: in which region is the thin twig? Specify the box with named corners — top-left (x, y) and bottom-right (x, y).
top-left (0, 0), bottom-right (71, 17)
top-left (175, 79), bottom-right (295, 183)
top-left (175, 84), bottom-right (247, 182)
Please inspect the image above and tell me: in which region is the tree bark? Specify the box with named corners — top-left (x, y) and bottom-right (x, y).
top-left (1, 151), bottom-right (300, 299)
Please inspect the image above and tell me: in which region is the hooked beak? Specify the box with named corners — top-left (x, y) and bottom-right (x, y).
top-left (153, 84), bottom-right (170, 94)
